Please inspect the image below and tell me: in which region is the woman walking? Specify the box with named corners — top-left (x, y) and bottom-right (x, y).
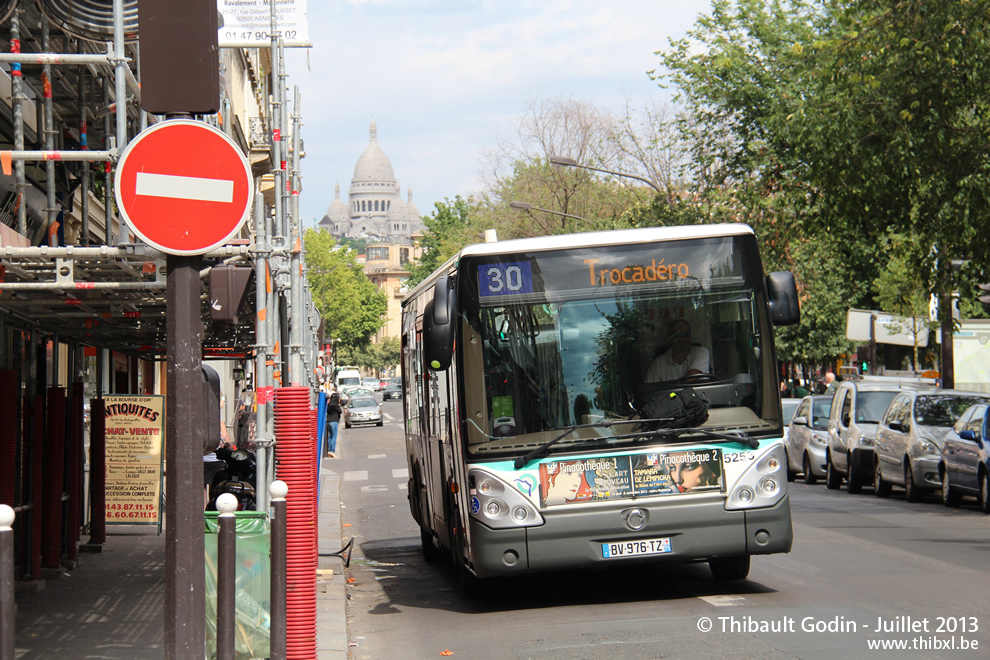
top-left (325, 393), bottom-right (342, 457)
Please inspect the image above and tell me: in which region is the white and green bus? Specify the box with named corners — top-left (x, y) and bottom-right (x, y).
top-left (401, 224), bottom-right (799, 590)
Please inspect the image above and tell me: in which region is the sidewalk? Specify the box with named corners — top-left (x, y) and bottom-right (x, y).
top-left (13, 465), bottom-right (348, 659)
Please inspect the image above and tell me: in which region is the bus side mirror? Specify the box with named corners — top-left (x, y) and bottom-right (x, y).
top-left (423, 275), bottom-right (456, 371)
top-left (767, 271), bottom-right (800, 326)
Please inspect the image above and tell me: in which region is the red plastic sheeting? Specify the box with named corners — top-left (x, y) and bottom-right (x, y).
top-left (274, 386), bottom-right (317, 658)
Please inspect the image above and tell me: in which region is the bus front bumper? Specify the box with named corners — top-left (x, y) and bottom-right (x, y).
top-left (466, 494), bottom-right (792, 578)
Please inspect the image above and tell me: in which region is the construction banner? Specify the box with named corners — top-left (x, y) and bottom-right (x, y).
top-left (104, 395), bottom-right (165, 526)
top-left (218, 0), bottom-right (311, 48)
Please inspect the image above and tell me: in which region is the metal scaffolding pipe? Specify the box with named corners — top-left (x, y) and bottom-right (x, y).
top-left (113, 0), bottom-right (129, 245)
top-left (42, 17), bottom-right (58, 247)
top-left (1, 150), bottom-right (114, 162)
top-left (252, 192), bottom-right (271, 512)
top-left (0, 52), bottom-right (115, 65)
top-left (10, 14), bottom-right (28, 236)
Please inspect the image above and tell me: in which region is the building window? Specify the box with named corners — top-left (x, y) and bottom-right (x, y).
top-left (367, 246), bottom-right (389, 261)
top-left (400, 248), bottom-right (409, 265)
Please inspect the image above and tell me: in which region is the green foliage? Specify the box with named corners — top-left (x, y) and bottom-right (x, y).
top-left (337, 336), bottom-right (401, 375)
top-left (337, 236), bottom-right (367, 255)
top-left (655, 0), bottom-right (990, 370)
top-left (304, 228), bottom-right (387, 350)
top-left (406, 196), bottom-right (474, 287)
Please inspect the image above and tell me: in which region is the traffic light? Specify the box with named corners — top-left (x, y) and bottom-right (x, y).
top-left (860, 360), bottom-right (869, 374)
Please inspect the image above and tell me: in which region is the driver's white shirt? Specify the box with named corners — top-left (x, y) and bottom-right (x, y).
top-left (646, 345), bottom-right (710, 382)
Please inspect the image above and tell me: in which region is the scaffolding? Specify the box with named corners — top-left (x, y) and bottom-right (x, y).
top-left (0, 0), bottom-right (322, 590)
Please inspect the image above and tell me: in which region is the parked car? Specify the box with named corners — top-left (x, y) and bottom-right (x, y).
top-left (785, 395), bottom-right (833, 484)
top-left (344, 395), bottom-right (383, 428)
top-left (826, 377), bottom-right (936, 493)
top-left (362, 377), bottom-right (380, 390)
top-left (875, 390), bottom-right (990, 501)
top-left (382, 383), bottom-right (402, 401)
top-left (338, 386), bottom-right (376, 406)
top-left (940, 403), bottom-right (990, 512)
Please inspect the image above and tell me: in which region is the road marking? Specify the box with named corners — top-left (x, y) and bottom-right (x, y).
top-left (135, 172), bottom-right (234, 202)
top-left (392, 468), bottom-right (408, 479)
top-left (698, 595), bottom-right (746, 607)
top-left (369, 454), bottom-right (387, 459)
top-left (344, 471), bottom-right (368, 481)
top-left (397, 482), bottom-right (407, 490)
top-left (361, 485), bottom-right (388, 493)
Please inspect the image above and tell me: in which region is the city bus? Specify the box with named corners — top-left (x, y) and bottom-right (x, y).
top-left (400, 224), bottom-right (800, 590)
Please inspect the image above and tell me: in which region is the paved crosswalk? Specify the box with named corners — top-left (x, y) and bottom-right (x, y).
top-left (338, 456), bottom-right (408, 491)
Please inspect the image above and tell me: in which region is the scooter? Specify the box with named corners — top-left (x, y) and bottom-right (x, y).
top-left (206, 446), bottom-right (257, 511)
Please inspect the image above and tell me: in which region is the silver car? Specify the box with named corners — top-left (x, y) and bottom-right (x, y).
top-left (785, 395), bottom-right (832, 484)
top-left (344, 396), bottom-right (384, 428)
top-left (875, 390), bottom-right (990, 501)
top-left (826, 377), bottom-right (936, 494)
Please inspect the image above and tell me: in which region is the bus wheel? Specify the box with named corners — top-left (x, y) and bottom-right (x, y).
top-left (420, 526), bottom-right (442, 563)
top-left (709, 555), bottom-right (750, 581)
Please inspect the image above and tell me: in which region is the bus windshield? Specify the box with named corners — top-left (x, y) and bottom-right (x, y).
top-left (458, 234), bottom-right (781, 461)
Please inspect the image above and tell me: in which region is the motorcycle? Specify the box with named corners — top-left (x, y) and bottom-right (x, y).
top-left (206, 446), bottom-right (257, 511)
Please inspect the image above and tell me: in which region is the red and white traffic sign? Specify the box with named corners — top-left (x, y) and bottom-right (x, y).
top-left (114, 120), bottom-right (253, 255)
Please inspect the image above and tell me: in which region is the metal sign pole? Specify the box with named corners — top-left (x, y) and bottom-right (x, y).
top-left (164, 254), bottom-right (206, 656)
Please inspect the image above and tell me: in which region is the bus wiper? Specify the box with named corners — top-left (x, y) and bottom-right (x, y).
top-left (513, 420), bottom-right (632, 469)
top-left (614, 426), bottom-right (759, 449)
top-left (513, 421), bottom-right (757, 470)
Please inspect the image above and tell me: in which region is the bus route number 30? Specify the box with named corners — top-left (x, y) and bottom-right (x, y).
top-left (479, 262), bottom-right (534, 298)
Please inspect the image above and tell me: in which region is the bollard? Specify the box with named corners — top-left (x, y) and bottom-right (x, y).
top-left (1, 504), bottom-right (15, 660)
top-left (269, 480), bottom-right (287, 660)
top-left (216, 493), bottom-right (238, 660)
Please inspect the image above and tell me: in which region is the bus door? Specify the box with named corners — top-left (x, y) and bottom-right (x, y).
top-left (413, 317), bottom-right (452, 548)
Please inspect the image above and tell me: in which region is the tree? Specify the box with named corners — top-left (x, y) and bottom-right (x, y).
top-left (305, 228), bottom-right (387, 349)
top-left (406, 196), bottom-right (474, 287)
top-left (655, 0), bottom-right (990, 378)
top-left (337, 337), bottom-right (400, 376)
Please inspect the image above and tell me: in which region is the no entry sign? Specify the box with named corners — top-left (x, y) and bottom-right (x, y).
top-left (114, 120), bottom-right (253, 255)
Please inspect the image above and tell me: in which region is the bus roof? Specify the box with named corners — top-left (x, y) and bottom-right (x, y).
top-left (403, 223), bottom-right (756, 304)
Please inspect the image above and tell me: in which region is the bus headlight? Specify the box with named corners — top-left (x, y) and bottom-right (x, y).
top-left (469, 469), bottom-right (544, 529)
top-left (725, 444), bottom-right (788, 511)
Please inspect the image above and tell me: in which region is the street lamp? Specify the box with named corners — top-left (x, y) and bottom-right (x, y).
top-left (549, 156), bottom-right (663, 194)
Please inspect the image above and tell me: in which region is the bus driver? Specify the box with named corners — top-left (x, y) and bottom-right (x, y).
top-left (645, 319), bottom-right (710, 382)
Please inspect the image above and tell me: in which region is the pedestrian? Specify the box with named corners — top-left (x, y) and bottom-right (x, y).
top-left (823, 372), bottom-right (837, 395)
top-left (204, 394), bottom-right (233, 508)
top-left (325, 392), bottom-right (342, 458)
top-left (792, 381), bottom-right (809, 398)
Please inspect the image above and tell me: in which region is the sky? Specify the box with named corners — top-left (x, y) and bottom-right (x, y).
top-left (283, 0), bottom-right (713, 229)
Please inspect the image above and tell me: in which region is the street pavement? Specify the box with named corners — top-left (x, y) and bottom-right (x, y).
top-left (13, 460), bottom-right (348, 659)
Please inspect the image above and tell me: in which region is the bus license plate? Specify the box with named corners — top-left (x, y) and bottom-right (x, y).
top-left (602, 538), bottom-right (671, 559)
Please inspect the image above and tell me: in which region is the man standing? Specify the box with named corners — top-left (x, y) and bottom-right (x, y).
top-left (646, 319), bottom-right (710, 382)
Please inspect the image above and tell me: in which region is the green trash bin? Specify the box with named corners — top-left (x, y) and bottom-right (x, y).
top-left (204, 511), bottom-right (271, 660)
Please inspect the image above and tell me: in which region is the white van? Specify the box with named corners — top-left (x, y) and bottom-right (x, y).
top-left (336, 369), bottom-right (361, 389)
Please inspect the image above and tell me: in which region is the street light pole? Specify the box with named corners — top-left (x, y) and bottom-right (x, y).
top-left (508, 201), bottom-right (589, 223)
top-left (549, 156), bottom-right (663, 195)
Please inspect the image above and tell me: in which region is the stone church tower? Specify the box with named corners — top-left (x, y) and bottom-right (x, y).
top-left (318, 120), bottom-right (424, 243)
